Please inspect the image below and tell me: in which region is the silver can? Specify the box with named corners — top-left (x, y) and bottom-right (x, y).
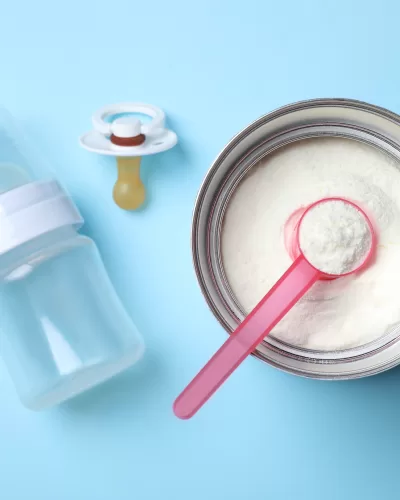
top-left (192, 98), bottom-right (400, 379)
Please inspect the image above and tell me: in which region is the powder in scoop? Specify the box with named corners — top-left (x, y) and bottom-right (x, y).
top-left (299, 200), bottom-right (372, 275)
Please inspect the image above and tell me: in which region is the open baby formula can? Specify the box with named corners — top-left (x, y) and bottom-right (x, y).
top-left (193, 98), bottom-right (400, 379)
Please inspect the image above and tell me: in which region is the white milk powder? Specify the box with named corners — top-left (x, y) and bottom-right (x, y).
top-left (222, 137), bottom-right (400, 351)
top-left (299, 199), bottom-right (372, 275)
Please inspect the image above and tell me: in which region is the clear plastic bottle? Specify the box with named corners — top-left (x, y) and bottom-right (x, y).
top-left (0, 110), bottom-right (144, 410)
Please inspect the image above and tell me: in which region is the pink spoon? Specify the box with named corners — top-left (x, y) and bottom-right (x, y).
top-left (174, 197), bottom-right (376, 419)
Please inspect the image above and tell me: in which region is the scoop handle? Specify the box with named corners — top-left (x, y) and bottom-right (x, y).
top-left (173, 256), bottom-right (321, 419)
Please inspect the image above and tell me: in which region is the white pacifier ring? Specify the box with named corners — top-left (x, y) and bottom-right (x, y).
top-left (92, 102), bottom-right (166, 137)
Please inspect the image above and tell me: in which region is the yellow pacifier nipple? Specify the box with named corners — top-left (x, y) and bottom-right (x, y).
top-left (110, 118), bottom-right (146, 210)
top-left (114, 156), bottom-right (145, 210)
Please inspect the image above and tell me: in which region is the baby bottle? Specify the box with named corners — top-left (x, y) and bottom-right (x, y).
top-left (0, 110), bottom-right (144, 410)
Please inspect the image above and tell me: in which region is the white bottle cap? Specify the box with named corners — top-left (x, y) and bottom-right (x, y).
top-left (0, 180), bottom-right (83, 254)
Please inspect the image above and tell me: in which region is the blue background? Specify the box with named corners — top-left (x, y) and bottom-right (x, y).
top-left (1, 1), bottom-right (400, 498)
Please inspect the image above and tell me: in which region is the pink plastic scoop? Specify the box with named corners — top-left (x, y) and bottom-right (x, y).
top-left (174, 197), bottom-right (376, 419)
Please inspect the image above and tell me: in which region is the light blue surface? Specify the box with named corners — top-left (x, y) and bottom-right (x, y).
top-left (1, 1), bottom-right (400, 498)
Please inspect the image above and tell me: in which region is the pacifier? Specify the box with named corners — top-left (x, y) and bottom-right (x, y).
top-left (80, 103), bottom-right (178, 210)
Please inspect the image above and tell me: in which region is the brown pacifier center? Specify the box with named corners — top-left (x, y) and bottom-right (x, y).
top-left (110, 133), bottom-right (146, 147)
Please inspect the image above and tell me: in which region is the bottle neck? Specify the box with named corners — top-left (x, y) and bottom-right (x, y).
top-left (0, 180), bottom-right (84, 255)
top-left (0, 225), bottom-right (83, 280)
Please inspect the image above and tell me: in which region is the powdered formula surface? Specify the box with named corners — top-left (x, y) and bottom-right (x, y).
top-left (222, 137), bottom-right (400, 351)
